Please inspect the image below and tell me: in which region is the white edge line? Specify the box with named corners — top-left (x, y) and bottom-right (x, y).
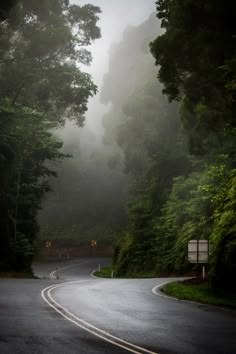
top-left (151, 279), bottom-right (231, 311)
top-left (90, 269), bottom-right (99, 278)
top-left (41, 282), bottom-right (140, 354)
top-left (152, 281), bottom-right (178, 300)
top-left (46, 281), bottom-right (157, 354)
top-left (41, 281), bottom-right (157, 354)
top-left (152, 279), bottom-right (194, 302)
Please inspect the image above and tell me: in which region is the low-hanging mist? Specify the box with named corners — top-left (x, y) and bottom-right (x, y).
top-left (38, 2), bottom-right (156, 246)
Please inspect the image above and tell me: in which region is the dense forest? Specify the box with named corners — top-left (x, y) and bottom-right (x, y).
top-left (110, 1), bottom-right (236, 292)
top-left (0, 0), bottom-right (235, 293)
top-left (0, 0), bottom-right (101, 270)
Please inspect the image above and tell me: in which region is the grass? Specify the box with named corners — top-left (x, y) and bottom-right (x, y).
top-left (125, 271), bottom-right (157, 278)
top-left (163, 280), bottom-right (236, 309)
top-left (94, 266), bottom-right (113, 278)
top-left (94, 267), bottom-right (157, 279)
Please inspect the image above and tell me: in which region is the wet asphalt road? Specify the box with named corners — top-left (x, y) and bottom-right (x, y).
top-left (0, 258), bottom-right (236, 354)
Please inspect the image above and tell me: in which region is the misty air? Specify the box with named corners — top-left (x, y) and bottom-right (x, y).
top-left (0, 1), bottom-right (235, 353)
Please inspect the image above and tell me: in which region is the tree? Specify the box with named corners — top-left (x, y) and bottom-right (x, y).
top-left (0, 0), bottom-right (18, 20)
top-left (100, 15), bottom-right (191, 276)
top-left (150, 0), bottom-right (236, 154)
top-left (148, 0), bottom-right (236, 292)
top-left (0, 0), bottom-right (101, 271)
top-left (210, 169), bottom-right (236, 292)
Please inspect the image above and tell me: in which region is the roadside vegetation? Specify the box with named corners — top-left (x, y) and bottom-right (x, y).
top-left (0, 0), bottom-right (235, 300)
top-left (94, 267), bottom-right (113, 278)
top-left (0, 0), bottom-right (101, 272)
top-left (163, 280), bottom-right (236, 309)
top-left (95, 268), bottom-right (236, 309)
top-left (95, 266), bottom-right (158, 279)
top-left (104, 1), bottom-right (236, 296)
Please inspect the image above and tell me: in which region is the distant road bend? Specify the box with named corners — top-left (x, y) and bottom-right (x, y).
top-left (0, 258), bottom-right (235, 354)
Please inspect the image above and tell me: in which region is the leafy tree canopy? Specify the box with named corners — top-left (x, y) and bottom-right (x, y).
top-left (0, 0), bottom-right (101, 271)
top-left (150, 0), bottom-right (236, 153)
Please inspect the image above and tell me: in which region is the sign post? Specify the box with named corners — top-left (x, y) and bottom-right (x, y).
top-left (188, 240), bottom-right (211, 280)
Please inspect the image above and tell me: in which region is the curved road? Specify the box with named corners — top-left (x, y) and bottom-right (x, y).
top-left (0, 258), bottom-right (235, 353)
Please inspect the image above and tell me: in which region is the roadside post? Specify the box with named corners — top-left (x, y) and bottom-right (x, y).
top-left (56, 266), bottom-right (59, 280)
top-left (188, 240), bottom-right (211, 280)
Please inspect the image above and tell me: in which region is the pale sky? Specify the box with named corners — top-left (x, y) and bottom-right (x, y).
top-left (69, 0), bottom-right (157, 137)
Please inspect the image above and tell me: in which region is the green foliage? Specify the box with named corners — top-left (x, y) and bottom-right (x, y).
top-left (152, 157), bottom-right (233, 274)
top-left (134, 0), bottom-right (236, 292)
top-left (0, 0), bottom-right (18, 20)
top-left (109, 7), bottom-right (236, 293)
top-left (0, 0), bottom-right (101, 271)
top-left (95, 266), bottom-right (157, 279)
top-left (150, 0), bottom-right (236, 154)
top-left (94, 267), bottom-right (113, 278)
top-left (101, 15), bottom-right (191, 278)
top-left (163, 281), bottom-right (236, 308)
top-left (14, 235), bottom-right (34, 272)
top-left (210, 171), bottom-right (236, 292)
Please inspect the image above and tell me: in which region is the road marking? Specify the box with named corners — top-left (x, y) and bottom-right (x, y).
top-left (152, 279), bottom-right (211, 307)
top-left (152, 279), bottom-right (231, 312)
top-left (90, 269), bottom-right (100, 278)
top-left (49, 261), bottom-right (89, 279)
top-left (152, 281), bottom-right (176, 300)
top-left (41, 280), bottom-right (158, 354)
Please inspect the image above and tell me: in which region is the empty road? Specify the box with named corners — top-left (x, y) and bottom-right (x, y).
top-left (0, 258), bottom-right (235, 353)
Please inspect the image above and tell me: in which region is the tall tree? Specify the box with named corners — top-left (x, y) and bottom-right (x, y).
top-left (150, 0), bottom-right (236, 154)
top-left (0, 0), bottom-right (101, 271)
top-left (149, 0), bottom-right (236, 291)
top-left (100, 15), bottom-right (190, 276)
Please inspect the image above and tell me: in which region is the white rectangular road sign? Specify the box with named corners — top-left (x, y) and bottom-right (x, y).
top-left (188, 240), bottom-right (211, 264)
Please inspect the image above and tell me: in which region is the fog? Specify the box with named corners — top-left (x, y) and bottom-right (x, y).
top-left (1, 0), bottom-right (234, 305)
top-left (39, 1), bottom-right (157, 243)
top-left (71, 0), bottom-right (156, 135)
